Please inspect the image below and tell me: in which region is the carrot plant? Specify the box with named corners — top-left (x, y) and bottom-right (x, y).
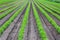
top-left (0, 1), bottom-right (21, 12)
top-left (38, 0), bottom-right (60, 15)
top-left (40, 0), bottom-right (60, 8)
top-left (0, 2), bottom-right (24, 19)
top-left (32, 2), bottom-right (48, 40)
top-left (34, 0), bottom-right (60, 33)
top-left (0, 2), bottom-right (27, 36)
top-left (18, 3), bottom-right (30, 40)
top-left (0, 0), bottom-right (16, 4)
top-left (0, 0), bottom-right (18, 8)
top-left (35, 0), bottom-right (60, 20)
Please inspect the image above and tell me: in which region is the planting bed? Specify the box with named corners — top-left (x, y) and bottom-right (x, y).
top-left (0, 0), bottom-right (60, 40)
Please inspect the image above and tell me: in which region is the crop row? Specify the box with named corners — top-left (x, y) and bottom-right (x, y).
top-left (0, 1), bottom-right (25, 19)
top-left (35, 0), bottom-right (60, 20)
top-left (45, 2), bottom-right (60, 11)
top-left (32, 3), bottom-right (48, 40)
top-left (43, 0), bottom-right (60, 8)
top-left (0, 0), bottom-right (27, 8)
top-left (18, 2), bottom-right (30, 40)
top-left (0, 2), bottom-right (27, 36)
top-left (33, 0), bottom-right (60, 33)
top-left (42, 0), bottom-right (60, 8)
top-left (0, 0), bottom-right (16, 5)
top-left (0, 1), bottom-right (15, 7)
top-left (0, 0), bottom-right (18, 8)
top-left (38, 0), bottom-right (60, 15)
top-left (0, 1), bottom-right (21, 12)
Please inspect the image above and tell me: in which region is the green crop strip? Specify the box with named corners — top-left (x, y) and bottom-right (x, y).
top-left (40, 0), bottom-right (60, 8)
top-left (0, 0), bottom-right (16, 4)
top-left (0, 0), bottom-right (18, 8)
top-left (0, 1), bottom-right (21, 12)
top-left (18, 3), bottom-right (30, 40)
top-left (42, 2), bottom-right (60, 14)
top-left (32, 2), bottom-right (48, 40)
top-left (38, 0), bottom-right (60, 15)
top-left (43, 1), bottom-right (60, 8)
top-left (49, 0), bottom-right (60, 3)
top-left (40, 2), bottom-right (60, 14)
top-left (0, 2), bottom-right (27, 36)
top-left (0, 1), bottom-right (25, 19)
top-left (35, 0), bottom-right (60, 20)
top-left (34, 0), bottom-right (60, 33)
top-left (0, 6), bottom-right (18, 19)
top-left (0, 0), bottom-right (24, 8)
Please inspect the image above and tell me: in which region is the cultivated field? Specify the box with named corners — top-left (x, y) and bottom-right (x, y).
top-left (0, 0), bottom-right (60, 40)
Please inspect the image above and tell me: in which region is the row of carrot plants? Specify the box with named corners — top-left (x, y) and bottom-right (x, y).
top-left (42, 2), bottom-right (60, 14)
top-left (41, 0), bottom-right (60, 8)
top-left (32, 3), bottom-right (48, 40)
top-left (0, 0), bottom-right (18, 8)
top-left (44, 1), bottom-right (60, 8)
top-left (35, 0), bottom-right (60, 20)
top-left (0, 2), bottom-right (27, 36)
top-left (0, 1), bottom-right (25, 19)
top-left (18, 2), bottom-right (30, 40)
top-left (0, 1), bottom-right (21, 12)
top-left (0, 0), bottom-right (26, 8)
top-left (38, 0), bottom-right (60, 15)
top-left (0, 1), bottom-right (15, 7)
top-left (45, 2), bottom-right (60, 11)
top-left (0, 0), bottom-right (16, 5)
top-left (34, 0), bottom-right (60, 33)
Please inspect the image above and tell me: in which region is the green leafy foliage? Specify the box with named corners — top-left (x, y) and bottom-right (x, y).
top-left (32, 3), bottom-right (48, 40)
top-left (0, 3), bottom-right (26, 36)
top-left (0, 0), bottom-right (16, 4)
top-left (18, 3), bottom-right (30, 40)
top-left (36, 0), bottom-right (60, 20)
top-left (34, 0), bottom-right (60, 33)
